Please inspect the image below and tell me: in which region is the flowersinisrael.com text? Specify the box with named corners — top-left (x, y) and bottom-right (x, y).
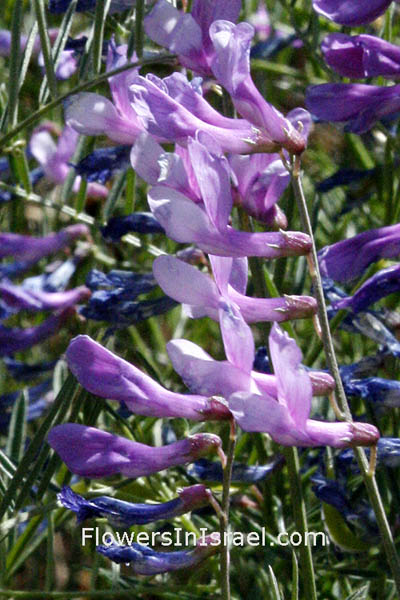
top-left (82, 527), bottom-right (329, 548)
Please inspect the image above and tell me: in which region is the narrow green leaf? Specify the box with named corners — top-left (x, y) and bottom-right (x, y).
top-left (291, 551), bottom-right (299, 600)
top-left (268, 565), bottom-right (283, 600)
top-left (5, 389), bottom-right (27, 465)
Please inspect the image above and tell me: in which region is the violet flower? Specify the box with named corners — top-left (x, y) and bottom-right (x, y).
top-left (321, 34), bottom-right (400, 79)
top-left (333, 264), bottom-right (400, 312)
top-left (229, 322), bottom-right (380, 447)
top-left (209, 21), bottom-right (311, 154)
top-left (306, 83), bottom-right (400, 134)
top-left (29, 124), bottom-right (107, 197)
top-left (0, 308), bottom-right (74, 356)
top-left (65, 41), bottom-right (144, 144)
top-left (318, 223), bottom-right (400, 283)
top-left (58, 484), bottom-right (212, 525)
top-left (144, 0), bottom-right (241, 76)
top-left (312, 0), bottom-right (399, 26)
top-left (129, 72), bottom-right (285, 154)
top-left (0, 280), bottom-right (90, 313)
top-left (48, 423), bottom-right (223, 478)
top-left (97, 536), bottom-right (219, 575)
top-left (66, 334), bottom-right (230, 421)
top-left (80, 295), bottom-right (177, 327)
top-left (148, 137), bottom-right (311, 258)
top-left (153, 254), bottom-right (317, 323)
top-left (229, 153), bottom-right (290, 227)
top-left (0, 224), bottom-right (89, 263)
top-left (130, 132), bottom-right (201, 202)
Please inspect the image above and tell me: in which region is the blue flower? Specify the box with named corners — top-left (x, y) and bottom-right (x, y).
top-left (101, 213), bottom-right (165, 242)
top-left (58, 485), bottom-right (211, 526)
top-left (73, 145), bottom-right (131, 184)
top-left (97, 536), bottom-right (219, 575)
top-left (187, 457), bottom-right (283, 484)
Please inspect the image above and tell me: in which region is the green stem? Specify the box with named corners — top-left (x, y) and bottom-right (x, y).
top-left (32, 0), bottom-right (58, 99)
top-left (0, 53), bottom-right (175, 150)
top-left (283, 447), bottom-right (317, 600)
top-left (6, 0), bottom-right (23, 130)
top-left (135, 0), bottom-right (145, 59)
top-left (92, 0), bottom-right (112, 76)
top-left (219, 420), bottom-right (236, 600)
top-left (291, 155), bottom-right (400, 595)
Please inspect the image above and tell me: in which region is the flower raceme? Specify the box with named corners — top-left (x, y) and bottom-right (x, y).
top-left (48, 424), bottom-right (223, 478)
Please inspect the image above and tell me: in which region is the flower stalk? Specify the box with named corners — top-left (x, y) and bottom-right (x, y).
top-left (290, 154), bottom-right (400, 595)
top-left (219, 419), bottom-right (236, 600)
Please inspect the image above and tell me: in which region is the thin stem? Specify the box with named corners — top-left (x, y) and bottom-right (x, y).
top-left (0, 53), bottom-right (176, 150)
top-left (219, 419), bottom-right (236, 600)
top-left (283, 447), bottom-right (318, 600)
top-left (32, 0), bottom-right (58, 99)
top-left (291, 155), bottom-right (400, 595)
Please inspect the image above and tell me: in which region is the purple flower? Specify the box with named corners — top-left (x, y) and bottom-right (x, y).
top-left (210, 21), bottom-right (311, 154)
top-left (0, 281), bottom-right (90, 313)
top-left (0, 224), bottom-right (88, 263)
top-left (333, 264), bottom-right (400, 312)
top-left (306, 83), bottom-right (400, 134)
top-left (0, 308), bottom-right (74, 356)
top-left (318, 223), bottom-right (400, 283)
top-left (97, 536), bottom-right (219, 575)
top-left (312, 0), bottom-right (399, 26)
top-left (29, 124), bottom-right (108, 197)
top-left (229, 153), bottom-right (290, 226)
top-left (229, 323), bottom-right (380, 447)
top-left (130, 132), bottom-right (200, 202)
top-left (66, 335), bottom-right (230, 421)
top-left (65, 41), bottom-right (144, 144)
top-left (153, 254), bottom-right (317, 323)
top-left (144, 0), bottom-right (241, 76)
top-left (166, 304), bottom-right (333, 400)
top-left (129, 72), bottom-right (284, 154)
top-left (48, 423), bottom-right (223, 478)
top-left (321, 34), bottom-right (400, 79)
top-left (58, 484), bottom-right (212, 525)
top-left (148, 137), bottom-right (311, 258)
